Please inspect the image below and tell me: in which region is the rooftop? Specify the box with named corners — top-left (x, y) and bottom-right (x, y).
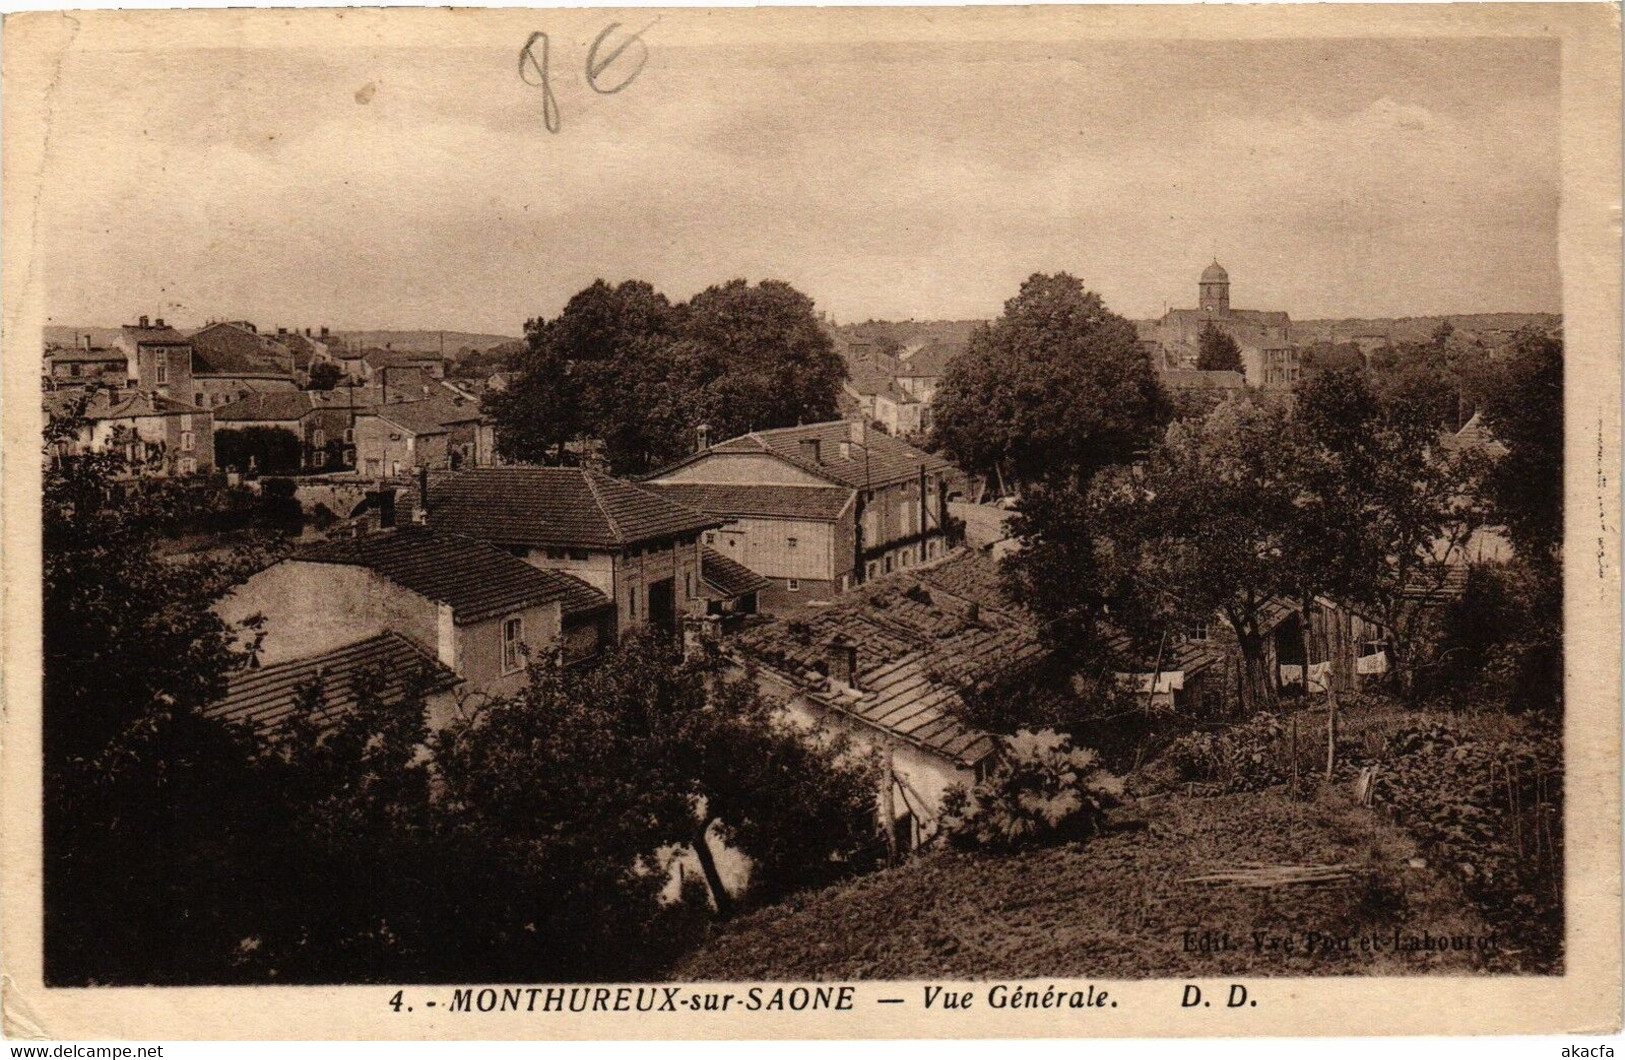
top-left (205, 631), bottom-right (460, 734)
top-left (213, 391), bottom-right (318, 422)
top-left (191, 322), bottom-right (294, 377)
top-left (645, 481), bottom-right (854, 522)
top-left (46, 389), bottom-right (206, 420)
top-left (728, 550), bottom-right (1037, 767)
top-left (299, 527), bottom-right (611, 623)
top-left (689, 421), bottom-right (953, 490)
top-left (1158, 368), bottom-right (1247, 390)
top-left (701, 546), bottom-right (771, 599)
top-left (428, 466), bottom-right (724, 550)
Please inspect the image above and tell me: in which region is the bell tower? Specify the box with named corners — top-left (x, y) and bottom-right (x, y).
top-left (1199, 260), bottom-right (1230, 314)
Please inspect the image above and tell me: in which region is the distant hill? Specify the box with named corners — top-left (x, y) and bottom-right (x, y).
top-left (332, 331), bottom-right (520, 356)
top-left (1289, 313), bottom-right (1560, 348)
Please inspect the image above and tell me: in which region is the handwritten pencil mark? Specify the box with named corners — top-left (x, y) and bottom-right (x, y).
top-left (586, 20), bottom-right (655, 96)
top-left (518, 32), bottom-right (561, 134)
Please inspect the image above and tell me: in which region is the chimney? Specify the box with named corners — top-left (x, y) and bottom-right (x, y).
top-left (82, 334), bottom-right (91, 351)
top-left (799, 437), bottom-right (822, 465)
top-left (138, 315), bottom-right (149, 328)
top-left (277, 327), bottom-right (287, 336)
top-left (826, 635), bottom-right (859, 691)
top-left (305, 327), bottom-right (312, 337)
top-left (375, 489), bottom-right (396, 529)
top-left (320, 326), bottom-right (329, 338)
top-left (154, 317), bottom-right (165, 329)
top-left (695, 423), bottom-right (711, 453)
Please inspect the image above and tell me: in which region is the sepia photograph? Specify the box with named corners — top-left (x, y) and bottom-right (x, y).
top-left (1, 1), bottom-right (1619, 1041)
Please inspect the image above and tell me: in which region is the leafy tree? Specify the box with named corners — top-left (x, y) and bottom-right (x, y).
top-left (1296, 367), bottom-right (1488, 700)
top-left (1480, 328), bottom-right (1563, 559)
top-left (487, 278), bottom-right (844, 475)
top-left (930, 273), bottom-right (1167, 488)
top-left (307, 361), bottom-right (345, 390)
top-left (214, 425), bottom-right (304, 474)
top-left (1196, 322), bottom-right (1242, 372)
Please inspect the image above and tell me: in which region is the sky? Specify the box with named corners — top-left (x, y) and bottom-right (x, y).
top-left (38, 23), bottom-right (1561, 335)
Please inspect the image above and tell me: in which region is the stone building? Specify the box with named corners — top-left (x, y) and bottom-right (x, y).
top-left (1139, 261), bottom-right (1300, 388)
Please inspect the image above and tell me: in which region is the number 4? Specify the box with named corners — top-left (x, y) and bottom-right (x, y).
top-left (389, 990), bottom-right (404, 1012)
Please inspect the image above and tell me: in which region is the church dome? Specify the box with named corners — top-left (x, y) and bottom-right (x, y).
top-left (1201, 260), bottom-right (1229, 284)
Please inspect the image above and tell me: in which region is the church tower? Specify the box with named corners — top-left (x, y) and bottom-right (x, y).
top-left (1199, 260), bottom-right (1230, 314)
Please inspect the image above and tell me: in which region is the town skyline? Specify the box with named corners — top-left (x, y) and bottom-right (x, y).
top-left (40, 31), bottom-right (1559, 334)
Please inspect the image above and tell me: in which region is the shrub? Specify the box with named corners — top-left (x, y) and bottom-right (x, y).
top-left (940, 729), bottom-right (1122, 851)
top-left (1161, 712), bottom-right (1296, 793)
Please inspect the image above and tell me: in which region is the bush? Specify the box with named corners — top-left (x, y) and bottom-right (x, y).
top-left (940, 729), bottom-right (1122, 851)
top-left (1366, 719), bottom-right (1563, 969)
top-left (1161, 712), bottom-right (1297, 793)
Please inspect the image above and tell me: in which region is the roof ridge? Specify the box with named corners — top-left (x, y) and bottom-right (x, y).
top-left (582, 470), bottom-right (625, 544)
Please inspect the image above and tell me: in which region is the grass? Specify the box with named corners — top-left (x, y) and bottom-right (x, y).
top-left (677, 786), bottom-right (1502, 981)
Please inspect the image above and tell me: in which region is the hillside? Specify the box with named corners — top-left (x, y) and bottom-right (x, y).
top-left (1289, 313), bottom-right (1560, 347)
top-left (332, 330), bottom-right (519, 354)
top-left (677, 788), bottom-right (1498, 981)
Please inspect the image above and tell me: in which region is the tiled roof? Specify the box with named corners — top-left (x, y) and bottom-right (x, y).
top-left (428, 467), bottom-right (724, 549)
top-left (299, 527), bottom-right (611, 622)
top-left (364, 348), bottom-right (443, 370)
top-left (730, 551), bottom-right (1030, 767)
top-left (645, 482), bottom-right (854, 522)
top-left (366, 400), bottom-right (452, 436)
top-left (1438, 412), bottom-right (1509, 457)
top-left (701, 547), bottom-right (771, 599)
top-left (701, 421), bottom-right (953, 489)
top-left (214, 391), bottom-right (316, 422)
top-left (122, 325), bottom-right (191, 346)
top-left (48, 347), bottom-right (127, 363)
top-left (894, 342), bottom-right (960, 378)
top-left (844, 359), bottom-right (914, 402)
top-left (205, 632), bottom-right (460, 734)
top-left (191, 322), bottom-right (293, 377)
top-left (1100, 625), bottom-right (1225, 678)
top-left (47, 389), bottom-right (206, 420)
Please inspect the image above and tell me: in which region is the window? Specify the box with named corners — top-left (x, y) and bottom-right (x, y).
top-left (179, 457), bottom-right (196, 475)
top-left (312, 428), bottom-right (325, 448)
top-left (567, 549), bottom-right (589, 561)
top-left (343, 450), bottom-right (355, 467)
top-left (685, 572), bottom-right (693, 599)
top-left (194, 392), bottom-right (204, 406)
top-left (68, 363), bottom-right (81, 378)
top-left (179, 431), bottom-right (195, 452)
top-left (365, 458), bottom-right (381, 475)
top-left (155, 352), bottom-right (168, 385)
top-left (705, 532), bottom-right (717, 545)
top-left (546, 548), bottom-right (568, 560)
top-left (786, 537), bottom-right (798, 550)
top-left (502, 616), bottom-right (524, 674)
top-left (628, 587), bottom-right (638, 619)
top-left (787, 578), bottom-right (800, 592)
top-left (180, 414), bottom-right (193, 431)
top-left (1187, 620), bottom-right (1209, 642)
top-left (344, 427), bottom-right (355, 444)
top-left (313, 451), bottom-right (327, 468)
top-left (389, 432), bottom-right (402, 441)
top-left (866, 561), bottom-right (878, 579)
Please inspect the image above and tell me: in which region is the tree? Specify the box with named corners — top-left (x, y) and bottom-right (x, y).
top-left (930, 273), bottom-right (1167, 488)
top-left (1480, 328), bottom-right (1563, 559)
top-left (307, 361), bottom-right (345, 390)
top-left (214, 425), bottom-right (304, 474)
top-left (1196, 322), bottom-right (1242, 372)
top-left (487, 278), bottom-right (845, 476)
top-left (1296, 367), bottom-right (1488, 700)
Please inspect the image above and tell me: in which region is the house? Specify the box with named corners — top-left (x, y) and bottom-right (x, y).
top-left (204, 631), bottom-right (464, 735)
top-left (842, 358), bottom-right (922, 437)
top-left (213, 389), bottom-right (386, 473)
top-left (279, 328), bottom-right (334, 376)
top-left (1139, 262), bottom-right (1299, 388)
top-left (725, 550), bottom-right (1038, 851)
top-left (426, 467), bottom-right (724, 636)
top-left (188, 321), bottom-right (298, 407)
top-left (46, 340), bottom-right (129, 389)
top-left (112, 317), bottom-right (194, 399)
top-left (45, 389), bottom-right (213, 476)
top-left (892, 342), bottom-right (957, 430)
top-left (352, 390), bottom-right (496, 477)
top-left (645, 420), bottom-right (956, 608)
top-left (362, 347), bottom-right (446, 382)
top-left (699, 546), bottom-right (771, 621)
top-left (214, 526), bottom-right (615, 700)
